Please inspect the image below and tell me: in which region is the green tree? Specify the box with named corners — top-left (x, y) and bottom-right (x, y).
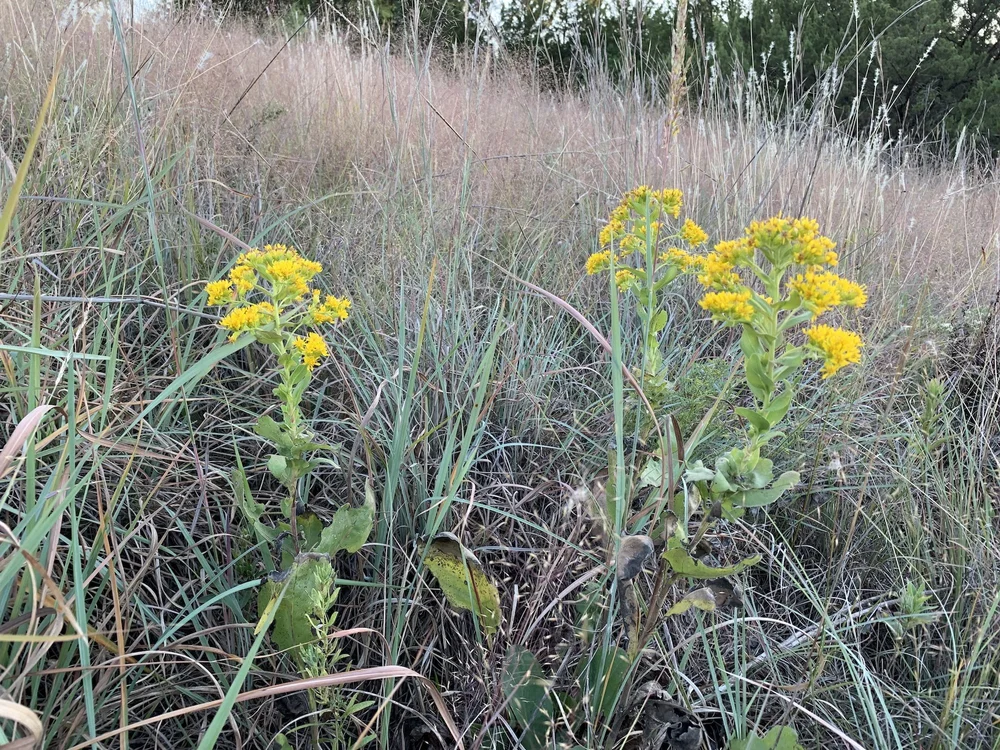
top-left (712, 0), bottom-right (1000, 148)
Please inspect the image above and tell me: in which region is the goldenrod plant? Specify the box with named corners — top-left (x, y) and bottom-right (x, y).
top-left (585, 187), bottom-right (702, 435)
top-left (505, 191), bottom-right (871, 748)
top-left (206, 245), bottom-right (374, 672)
top-left (505, 193), bottom-right (869, 748)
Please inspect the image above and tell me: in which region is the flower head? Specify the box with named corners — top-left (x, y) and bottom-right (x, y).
top-left (294, 332), bottom-right (329, 371)
top-left (229, 264), bottom-right (257, 296)
top-left (655, 189), bottom-right (683, 218)
top-left (219, 303), bottom-right (274, 341)
top-left (311, 292), bottom-right (352, 324)
top-left (712, 238), bottom-right (754, 266)
top-left (789, 271), bottom-right (867, 316)
top-left (698, 288), bottom-right (755, 324)
top-left (680, 218), bottom-right (708, 247)
top-left (206, 280), bottom-right (234, 306)
top-left (804, 324), bottom-right (863, 378)
top-left (615, 268), bottom-right (637, 291)
top-left (586, 250), bottom-right (613, 275)
top-left (599, 219), bottom-right (625, 248)
top-left (659, 247), bottom-right (702, 272)
top-left (696, 254), bottom-right (741, 290)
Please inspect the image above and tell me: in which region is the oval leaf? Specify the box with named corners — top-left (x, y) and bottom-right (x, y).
top-left (315, 482), bottom-right (376, 555)
top-left (258, 556), bottom-right (335, 661)
top-left (502, 646), bottom-right (553, 750)
top-left (666, 586), bottom-right (718, 616)
top-left (422, 533), bottom-right (501, 635)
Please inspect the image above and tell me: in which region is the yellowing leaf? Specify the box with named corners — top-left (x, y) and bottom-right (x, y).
top-left (666, 586), bottom-right (718, 616)
top-left (421, 533), bottom-right (501, 635)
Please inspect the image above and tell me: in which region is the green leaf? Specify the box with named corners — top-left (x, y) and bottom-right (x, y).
top-left (298, 512), bottom-right (324, 551)
top-left (763, 385), bottom-right (794, 426)
top-left (257, 556), bottom-right (334, 661)
top-left (740, 326), bottom-right (763, 359)
top-left (637, 454), bottom-right (681, 491)
top-left (744, 354), bottom-right (774, 403)
top-left (582, 645), bottom-right (631, 719)
top-left (502, 646), bottom-right (553, 750)
top-left (683, 461), bottom-right (715, 483)
top-left (663, 548), bottom-right (762, 578)
top-left (254, 416), bottom-right (286, 445)
top-left (778, 309), bottom-right (815, 332)
top-left (316, 488), bottom-right (375, 556)
top-left (254, 329), bottom-right (283, 345)
top-left (666, 586), bottom-right (718, 616)
top-left (421, 532), bottom-right (501, 636)
top-left (748, 457), bottom-right (774, 489)
top-left (650, 309), bottom-right (668, 335)
top-left (734, 470), bottom-right (800, 509)
top-left (267, 454), bottom-right (289, 484)
top-left (729, 725), bottom-right (805, 750)
top-left (734, 406), bottom-right (770, 434)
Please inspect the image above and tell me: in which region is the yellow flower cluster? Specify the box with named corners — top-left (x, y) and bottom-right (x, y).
top-left (206, 280), bottom-right (234, 306)
top-left (242, 245), bottom-right (323, 301)
top-left (692, 238), bottom-right (753, 290)
top-left (698, 289), bottom-right (755, 323)
top-left (597, 187), bottom-right (685, 251)
top-left (680, 218), bottom-right (708, 247)
top-left (310, 290), bottom-right (352, 324)
top-left (789, 271), bottom-right (867, 316)
top-left (205, 245), bottom-right (322, 307)
top-left (206, 244), bottom-right (350, 363)
top-left (804, 325), bottom-right (863, 378)
top-left (615, 268), bottom-right (637, 291)
top-left (659, 247), bottom-right (700, 271)
top-left (294, 332), bottom-right (330, 371)
top-left (220, 302), bottom-right (276, 341)
top-left (586, 249), bottom-right (614, 275)
top-left (747, 216), bottom-right (838, 267)
top-left (696, 253), bottom-right (741, 290)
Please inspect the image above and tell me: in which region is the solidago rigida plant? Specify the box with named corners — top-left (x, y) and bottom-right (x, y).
top-left (583, 190), bottom-right (866, 640)
top-left (206, 246), bottom-right (376, 739)
top-left (505, 190), bottom-right (865, 749)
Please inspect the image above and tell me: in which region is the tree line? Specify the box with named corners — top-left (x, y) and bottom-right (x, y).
top-left (186, 0), bottom-right (1000, 149)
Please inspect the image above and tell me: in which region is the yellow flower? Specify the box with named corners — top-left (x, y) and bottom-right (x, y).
top-left (712, 238), bottom-right (754, 265)
top-left (659, 247), bottom-right (702, 272)
top-left (623, 185), bottom-right (652, 206)
top-left (698, 288), bottom-right (755, 323)
top-left (599, 220), bottom-right (625, 247)
top-left (680, 218), bottom-right (708, 246)
top-left (219, 303), bottom-right (272, 341)
top-left (615, 268), bottom-right (637, 291)
top-left (790, 217), bottom-right (820, 238)
top-left (747, 216), bottom-right (790, 238)
top-left (696, 254), bottom-right (741, 290)
top-left (804, 324), bottom-right (863, 378)
top-left (229, 264), bottom-right (257, 296)
top-left (794, 235), bottom-right (838, 267)
top-left (833, 276), bottom-right (867, 307)
top-left (789, 271), bottom-right (867, 316)
top-left (586, 250), bottom-right (613, 275)
top-left (293, 332), bottom-right (329, 371)
top-left (311, 292), bottom-right (352, 324)
top-left (206, 280), bottom-right (234, 306)
top-left (655, 189), bottom-right (683, 218)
